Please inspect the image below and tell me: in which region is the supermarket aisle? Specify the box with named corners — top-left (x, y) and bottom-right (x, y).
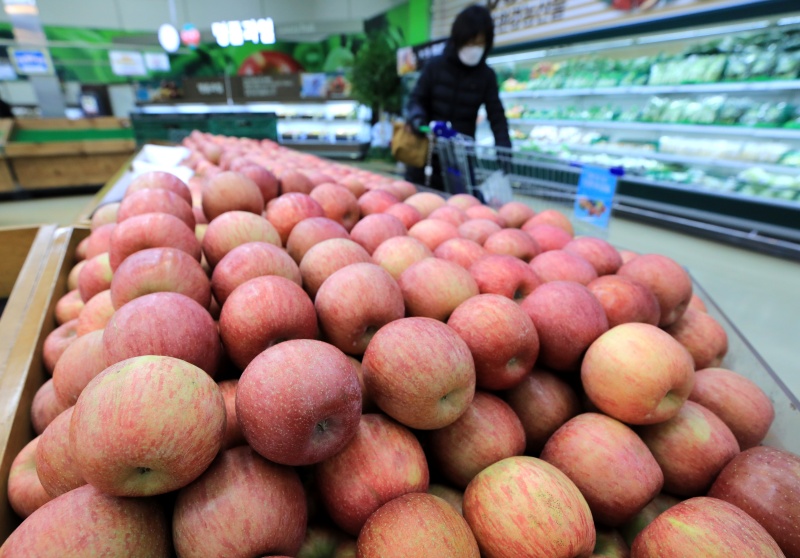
top-left (0, 193), bottom-right (797, 398)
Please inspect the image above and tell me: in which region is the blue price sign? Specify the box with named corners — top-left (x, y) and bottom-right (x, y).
top-left (574, 165), bottom-right (618, 229)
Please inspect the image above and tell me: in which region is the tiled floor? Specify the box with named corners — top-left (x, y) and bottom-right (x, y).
top-left (0, 190), bottom-right (797, 400)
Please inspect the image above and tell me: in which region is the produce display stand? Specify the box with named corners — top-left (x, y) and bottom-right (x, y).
top-left (3, 118), bottom-right (136, 191)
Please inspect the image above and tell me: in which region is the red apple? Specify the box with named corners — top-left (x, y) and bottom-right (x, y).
top-left (280, 170), bottom-right (314, 195)
top-left (362, 317), bottom-right (475, 430)
top-left (530, 250), bottom-right (598, 285)
top-left (688, 293), bottom-right (707, 312)
top-left (541, 413), bottom-right (664, 526)
top-left (117, 188), bottom-right (195, 230)
top-left (0, 484), bottom-right (170, 557)
top-left (54, 289), bottom-right (84, 325)
top-left (42, 319), bottom-right (79, 375)
top-left (390, 179), bottom-right (417, 200)
top-left (75, 237), bottom-right (89, 261)
top-left (708, 446), bottom-right (799, 557)
top-left (688, 367), bottom-right (774, 450)
top-left (523, 224), bottom-right (573, 252)
top-left (619, 493), bottom-right (682, 547)
top-left (483, 229), bottom-right (541, 262)
top-left (30, 379), bottom-right (69, 435)
top-left (70, 355), bottom-right (226, 496)
top-left (340, 175), bottom-right (367, 198)
top-left (76, 290), bottom-right (113, 336)
top-left (582, 323), bottom-right (695, 425)
top-left (78, 253), bottom-right (113, 302)
top-left (521, 281), bottom-right (608, 371)
top-left (103, 292), bottom-right (222, 376)
top-left (358, 189), bottom-right (399, 216)
top-left (587, 275), bottom-right (660, 328)
top-left (239, 164), bottom-right (280, 203)
top-left (67, 260), bottom-right (85, 291)
top-left (286, 217), bottom-right (349, 263)
top-left (505, 369), bottom-right (582, 455)
top-left (429, 392), bottom-right (526, 488)
top-left (631, 497), bottom-right (784, 557)
top-left (315, 413), bottom-right (430, 535)
top-left (463, 456), bottom-right (595, 558)
top-left (564, 237), bottom-right (623, 276)
top-left (465, 205), bottom-right (506, 227)
top-left (618, 249), bottom-right (638, 264)
top-left (663, 307), bottom-right (728, 370)
top-left (429, 205), bottom-right (469, 227)
top-left (428, 484), bottom-right (465, 516)
top-left (7, 437), bottom-right (51, 519)
top-left (219, 276), bottom-right (317, 370)
top-left (522, 209), bottom-right (574, 236)
top-left (371, 236), bottom-right (431, 280)
top-left (299, 238), bottom-right (372, 299)
top-left (126, 170), bottom-right (192, 205)
top-left (434, 238), bottom-right (487, 269)
top-left (90, 202), bottom-right (120, 231)
top-left (498, 201), bottom-right (535, 228)
top-left (447, 193), bottom-right (482, 210)
top-left (447, 294), bottom-right (539, 390)
top-left (357, 493), bottom-right (480, 557)
top-left (109, 213), bottom-right (201, 271)
top-left (83, 223), bottom-right (116, 260)
top-left (618, 254), bottom-right (692, 327)
top-left (469, 254), bottom-right (542, 302)
top-left (316, 263), bottom-right (405, 355)
top-left (202, 171), bottom-right (264, 221)
top-left (408, 219), bottom-right (460, 251)
top-left (211, 241), bottom-right (301, 305)
top-left (266, 193), bottom-right (325, 244)
top-left (202, 210), bottom-right (281, 268)
top-left (458, 219), bottom-right (502, 245)
top-left (399, 258), bottom-right (479, 321)
top-left (637, 400), bottom-right (740, 497)
top-left (405, 192), bottom-right (446, 218)
top-left (310, 183), bottom-right (360, 231)
top-left (350, 213), bottom-right (408, 255)
top-left (36, 407), bottom-right (85, 498)
top-left (217, 379), bottom-right (245, 449)
top-left (592, 529), bottom-right (630, 558)
top-left (384, 202), bottom-right (423, 229)
top-left (110, 247), bottom-right (211, 310)
top-left (52, 329), bottom-right (105, 406)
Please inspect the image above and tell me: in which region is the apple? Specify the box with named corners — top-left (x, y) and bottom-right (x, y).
top-left (458, 218), bottom-right (502, 245)
top-left (358, 189), bottom-right (399, 216)
top-left (463, 456), bottom-right (595, 558)
top-left (429, 205), bottom-right (469, 227)
top-left (83, 223), bottom-right (116, 260)
top-left (447, 193), bottom-right (482, 210)
top-left (236, 340), bottom-right (361, 466)
top-left (90, 202), bottom-right (120, 231)
top-left (340, 175), bottom-right (367, 198)
top-left (404, 192), bottom-right (446, 218)
top-left (592, 529), bottom-right (630, 558)
top-left (522, 209), bottom-right (574, 235)
top-left (618, 249), bottom-right (638, 264)
top-left (362, 317), bottom-right (475, 430)
top-left (75, 237), bottom-right (89, 261)
top-left (522, 224), bottom-right (573, 252)
top-left (239, 164), bottom-right (280, 203)
top-left (350, 213), bottom-right (408, 255)
top-left (266, 193), bottom-right (326, 244)
top-left (434, 238), bottom-right (487, 269)
top-left (521, 281), bottom-right (608, 371)
top-left (399, 258), bottom-right (479, 322)
top-left (371, 235), bottom-right (431, 278)
top-left (465, 205), bottom-right (506, 227)
top-left (390, 179), bottom-right (417, 200)
top-left (286, 217), bottom-right (350, 263)
top-left (42, 319), bottom-right (79, 375)
top-left (428, 484), bottom-right (464, 516)
top-left (103, 292), bottom-right (222, 377)
top-left (688, 367), bottom-right (774, 450)
top-left (631, 497), bottom-right (784, 557)
top-left (310, 183), bottom-right (360, 231)
top-left (384, 202), bottom-right (423, 229)
top-left (52, 329), bottom-right (105, 406)
top-left (637, 400), bottom-right (740, 496)
top-left (299, 238), bottom-right (373, 299)
top-left (408, 219), bottom-right (461, 251)
top-left (316, 263), bottom-right (405, 355)
top-left (78, 253), bottom-right (113, 302)
top-left (505, 369), bottom-right (582, 455)
top-left (110, 247), bottom-right (211, 310)
top-left (447, 294), bottom-right (539, 390)
top-left (587, 275), bottom-right (660, 328)
top-left (35, 407), bottom-right (85, 498)
top-left (213, 379), bottom-right (245, 450)
top-left (202, 210), bottom-right (281, 268)
top-left (708, 446), bottom-right (800, 558)
top-left (483, 229), bottom-right (541, 262)
top-left (497, 201), bottom-right (535, 228)
top-left (617, 254), bottom-right (692, 327)
top-left (76, 290), bottom-right (113, 336)
top-left (315, 413), bottom-right (430, 535)
top-left (109, 213), bottom-right (201, 271)
top-left (619, 493), bottom-right (682, 547)
top-left (279, 170), bottom-right (314, 195)
top-left (564, 237), bottom-right (623, 276)
top-left (202, 171), bottom-right (264, 221)
top-left (302, 169), bottom-right (335, 188)
top-left (7, 437), bottom-right (51, 519)
top-left (529, 250), bottom-right (598, 285)
top-left (429, 392), bottom-right (526, 488)
top-left (0, 484), bottom-right (170, 557)
top-left (469, 254), bottom-right (542, 302)
top-left (54, 289), bottom-right (84, 325)
top-left (688, 293), bottom-right (707, 312)
top-left (30, 379), bottom-right (69, 435)
top-left (296, 526), bottom-right (348, 558)
top-left (117, 188), bottom-right (195, 230)
top-left (664, 307), bottom-right (728, 370)
top-left (211, 241), bottom-right (302, 305)
top-left (541, 413), bottom-right (664, 526)
top-left (357, 493), bottom-right (480, 557)
top-left (67, 260), bottom-right (85, 291)
top-left (126, 170), bottom-right (192, 205)
top-left (70, 355), bottom-right (226, 496)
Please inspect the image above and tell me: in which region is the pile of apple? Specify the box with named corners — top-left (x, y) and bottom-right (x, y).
top-left (5, 131), bottom-right (798, 558)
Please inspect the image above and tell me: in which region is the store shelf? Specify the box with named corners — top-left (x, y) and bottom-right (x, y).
top-left (500, 80), bottom-right (800, 99)
top-left (508, 118), bottom-right (800, 140)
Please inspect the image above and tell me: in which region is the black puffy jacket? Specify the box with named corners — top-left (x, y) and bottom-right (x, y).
top-left (406, 42), bottom-right (511, 149)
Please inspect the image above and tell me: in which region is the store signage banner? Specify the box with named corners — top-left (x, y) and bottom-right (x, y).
top-left (183, 77), bottom-right (228, 103)
top-left (145, 52), bottom-right (171, 72)
top-left (229, 74), bottom-right (302, 102)
top-left (9, 48), bottom-right (53, 75)
top-left (109, 50), bottom-right (147, 77)
top-left (574, 165), bottom-right (618, 229)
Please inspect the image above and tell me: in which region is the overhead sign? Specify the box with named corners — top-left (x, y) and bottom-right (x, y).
top-left (211, 18), bottom-right (276, 48)
top-left (145, 52), bottom-right (171, 72)
top-left (109, 50), bottom-right (147, 77)
top-left (8, 48), bottom-right (53, 75)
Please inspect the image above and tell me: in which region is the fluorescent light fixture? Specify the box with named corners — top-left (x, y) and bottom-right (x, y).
top-left (637, 20), bottom-right (770, 44)
top-left (778, 15), bottom-right (800, 26)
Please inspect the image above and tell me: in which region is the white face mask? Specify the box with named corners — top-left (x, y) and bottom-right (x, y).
top-left (458, 46), bottom-right (484, 66)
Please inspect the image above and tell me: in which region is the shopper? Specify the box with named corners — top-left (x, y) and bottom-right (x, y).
top-left (404, 4), bottom-right (511, 191)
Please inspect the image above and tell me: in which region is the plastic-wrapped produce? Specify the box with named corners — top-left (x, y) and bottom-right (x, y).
top-left (775, 52), bottom-right (800, 79)
top-left (740, 102), bottom-right (794, 128)
top-left (640, 97), bottom-right (669, 122)
top-left (739, 142), bottom-right (792, 164)
top-left (717, 98), bottom-right (753, 125)
top-left (724, 53), bottom-right (755, 81)
top-left (780, 151), bottom-right (800, 167)
top-left (662, 100), bottom-right (690, 123)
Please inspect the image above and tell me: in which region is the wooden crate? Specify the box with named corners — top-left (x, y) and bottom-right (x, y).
top-left (0, 119), bottom-right (15, 193)
top-left (0, 226), bottom-right (86, 541)
top-left (10, 153), bottom-right (132, 190)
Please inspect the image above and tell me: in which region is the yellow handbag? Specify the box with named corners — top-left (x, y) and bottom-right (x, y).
top-left (391, 122), bottom-right (429, 168)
